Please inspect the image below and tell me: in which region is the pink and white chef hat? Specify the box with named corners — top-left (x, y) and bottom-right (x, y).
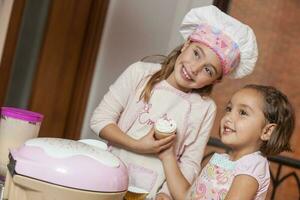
top-left (180, 5), bottom-right (258, 79)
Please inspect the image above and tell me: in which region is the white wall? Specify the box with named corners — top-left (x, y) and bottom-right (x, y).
top-left (81, 0), bottom-right (213, 139)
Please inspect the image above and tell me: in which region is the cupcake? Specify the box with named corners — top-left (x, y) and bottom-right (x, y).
top-left (154, 118), bottom-right (177, 140)
top-left (124, 186), bottom-right (149, 200)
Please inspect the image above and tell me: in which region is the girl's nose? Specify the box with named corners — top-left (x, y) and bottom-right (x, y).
top-left (191, 62), bottom-right (204, 75)
top-left (223, 112), bottom-right (233, 123)
top-left (191, 68), bottom-right (198, 75)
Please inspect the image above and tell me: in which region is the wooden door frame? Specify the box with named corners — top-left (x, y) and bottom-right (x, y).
top-left (29, 0), bottom-right (109, 139)
top-left (63, 0), bottom-right (109, 139)
top-left (213, 0), bottom-right (231, 12)
top-left (0, 0), bottom-right (26, 105)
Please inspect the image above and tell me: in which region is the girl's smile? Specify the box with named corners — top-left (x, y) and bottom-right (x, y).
top-left (181, 65), bottom-right (193, 81)
top-left (167, 41), bottom-right (222, 93)
top-left (222, 124), bottom-right (236, 136)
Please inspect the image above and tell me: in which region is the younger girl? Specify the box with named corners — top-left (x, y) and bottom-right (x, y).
top-left (158, 84), bottom-right (295, 200)
top-left (90, 5), bottom-right (258, 198)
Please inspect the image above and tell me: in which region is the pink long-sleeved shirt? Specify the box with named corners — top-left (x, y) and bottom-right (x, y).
top-left (90, 61), bottom-right (216, 198)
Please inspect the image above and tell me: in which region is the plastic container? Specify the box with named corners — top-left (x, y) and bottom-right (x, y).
top-left (0, 107), bottom-right (43, 177)
top-left (9, 138), bottom-right (128, 192)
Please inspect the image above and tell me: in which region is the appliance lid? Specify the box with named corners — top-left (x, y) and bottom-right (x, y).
top-left (10, 138), bottom-right (128, 192)
top-left (25, 138), bottom-right (119, 167)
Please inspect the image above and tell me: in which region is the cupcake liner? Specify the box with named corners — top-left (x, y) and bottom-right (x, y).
top-left (124, 191), bottom-right (148, 200)
top-left (154, 128), bottom-right (175, 140)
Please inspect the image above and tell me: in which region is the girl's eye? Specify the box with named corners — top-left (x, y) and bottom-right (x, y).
top-left (204, 66), bottom-right (213, 77)
top-left (239, 109), bottom-right (248, 116)
top-left (225, 106), bottom-right (231, 112)
top-left (193, 50), bottom-right (200, 59)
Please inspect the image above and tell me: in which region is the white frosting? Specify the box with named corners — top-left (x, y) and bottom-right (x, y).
top-left (25, 138), bottom-right (120, 167)
top-left (154, 118), bottom-right (177, 133)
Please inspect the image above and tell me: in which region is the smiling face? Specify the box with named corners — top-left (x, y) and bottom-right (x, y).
top-left (220, 88), bottom-right (272, 158)
top-left (166, 41), bottom-right (222, 92)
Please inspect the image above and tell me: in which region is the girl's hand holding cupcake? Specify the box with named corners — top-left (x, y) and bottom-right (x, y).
top-left (134, 127), bottom-right (176, 154)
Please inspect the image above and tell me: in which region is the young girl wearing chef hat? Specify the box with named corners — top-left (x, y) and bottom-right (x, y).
top-left (90, 5), bottom-right (258, 199)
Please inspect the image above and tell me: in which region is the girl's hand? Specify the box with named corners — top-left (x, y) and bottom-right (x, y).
top-left (155, 192), bottom-right (172, 200)
top-left (158, 145), bottom-right (175, 161)
top-left (134, 128), bottom-right (176, 154)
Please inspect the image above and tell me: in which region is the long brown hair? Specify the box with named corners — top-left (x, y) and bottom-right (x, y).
top-left (140, 43), bottom-right (217, 102)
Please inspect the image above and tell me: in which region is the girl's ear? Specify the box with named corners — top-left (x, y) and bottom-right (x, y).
top-left (261, 123), bottom-right (277, 141)
top-left (181, 40), bottom-right (191, 52)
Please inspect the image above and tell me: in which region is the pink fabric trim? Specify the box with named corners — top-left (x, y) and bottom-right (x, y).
top-left (189, 23), bottom-right (241, 75)
top-left (128, 163), bottom-right (158, 192)
top-left (154, 81), bottom-right (191, 100)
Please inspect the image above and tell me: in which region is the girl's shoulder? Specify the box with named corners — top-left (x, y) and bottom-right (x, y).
top-left (121, 61), bottom-right (162, 88)
top-left (235, 152), bottom-right (270, 193)
top-left (189, 94), bottom-right (217, 114)
top-left (188, 88), bottom-right (216, 109)
top-left (209, 152), bottom-right (269, 179)
top-left (236, 151), bottom-right (268, 166)
top-left (128, 61), bottom-right (161, 75)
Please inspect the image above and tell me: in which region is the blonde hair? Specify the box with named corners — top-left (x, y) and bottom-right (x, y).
top-left (140, 44), bottom-right (218, 103)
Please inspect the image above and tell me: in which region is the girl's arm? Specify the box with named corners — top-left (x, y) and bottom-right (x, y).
top-left (100, 124), bottom-right (176, 154)
top-left (90, 62), bottom-right (175, 154)
top-left (158, 101), bottom-right (217, 196)
top-left (155, 193), bottom-right (172, 200)
top-left (159, 147), bottom-right (191, 200)
top-left (225, 175), bottom-right (258, 200)
top-left (226, 152), bottom-right (270, 200)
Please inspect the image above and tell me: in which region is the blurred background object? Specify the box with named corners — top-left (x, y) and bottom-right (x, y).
top-left (0, 0), bottom-right (14, 64)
